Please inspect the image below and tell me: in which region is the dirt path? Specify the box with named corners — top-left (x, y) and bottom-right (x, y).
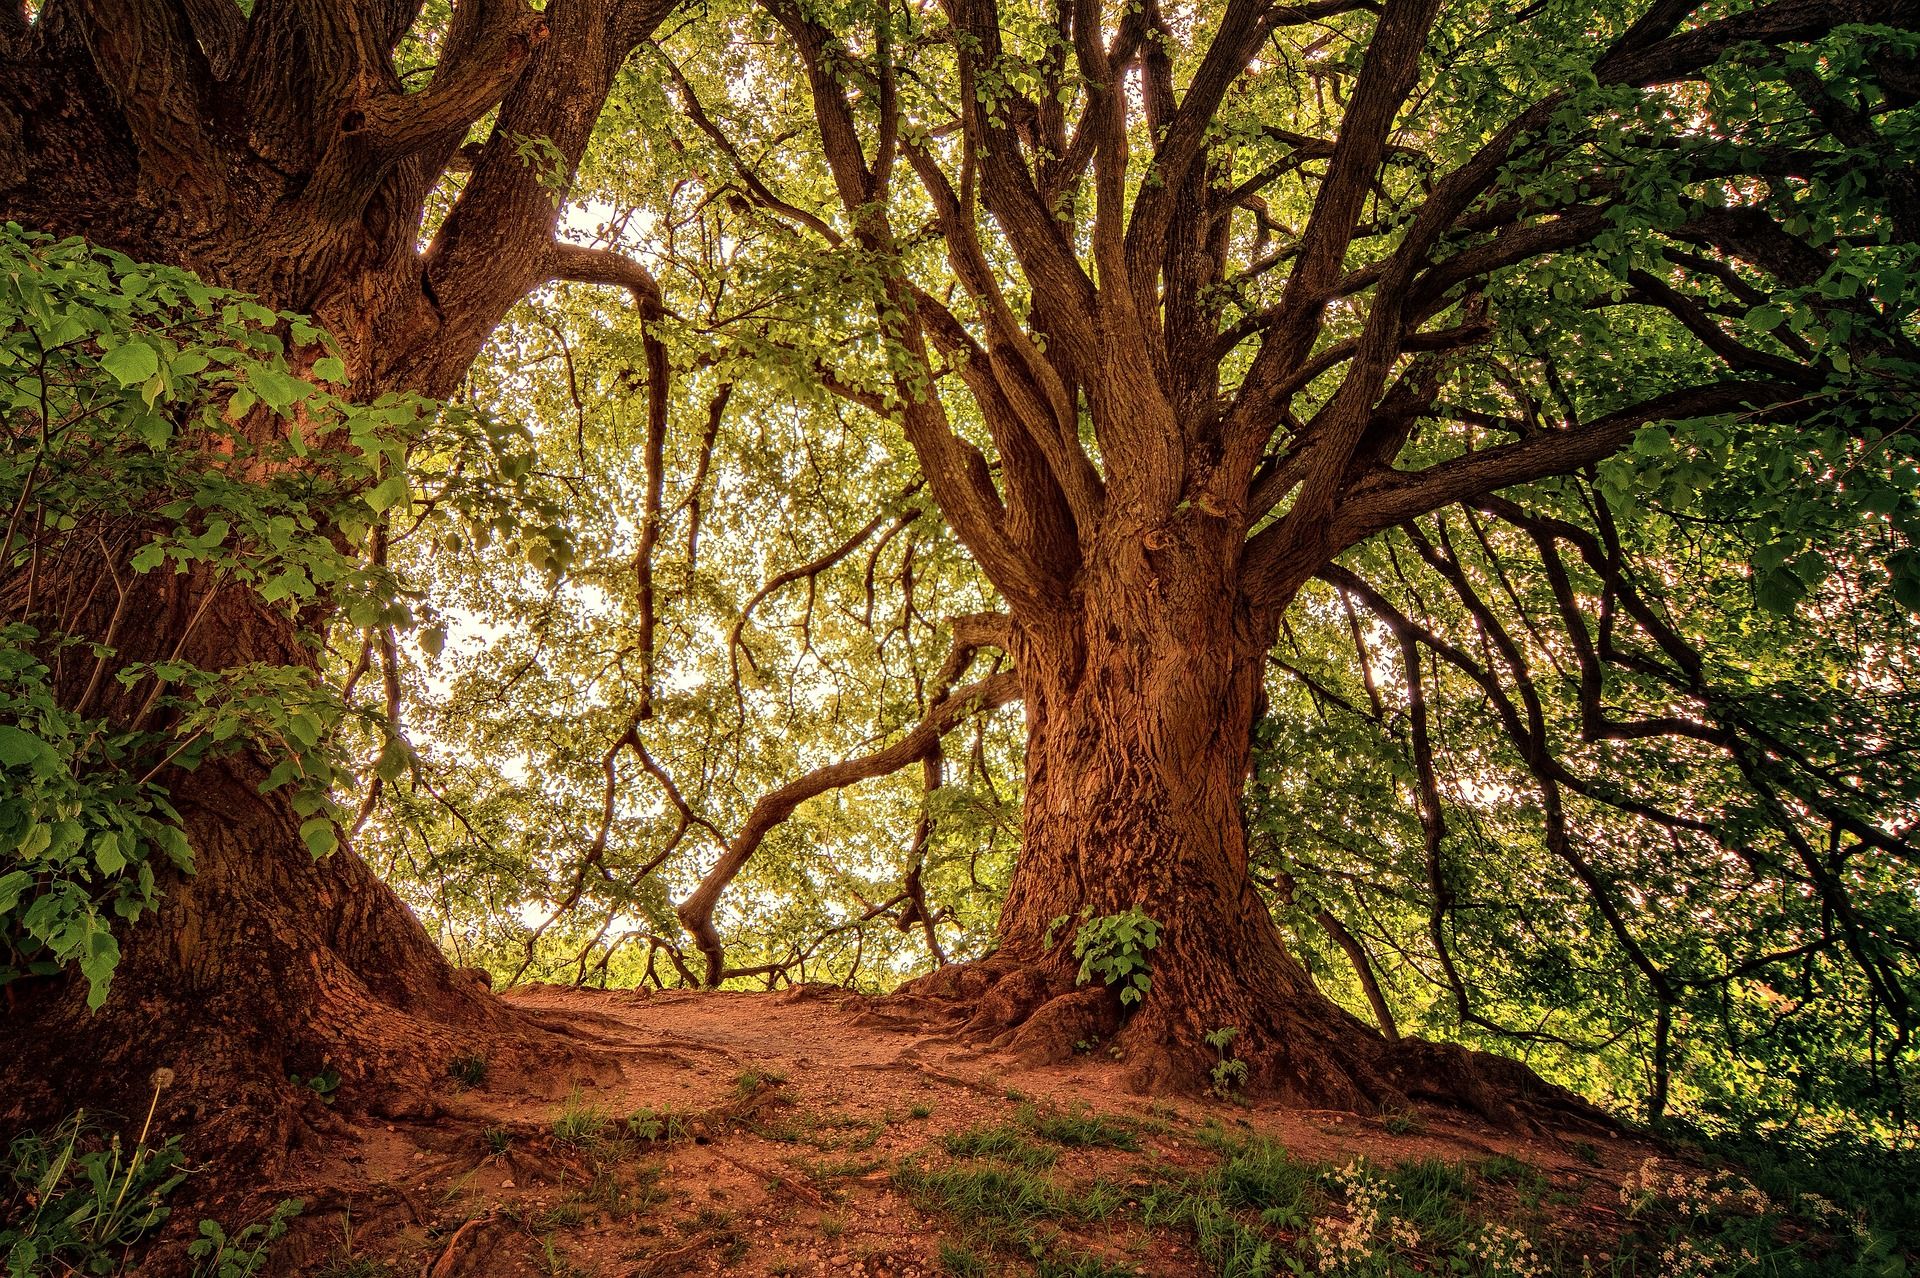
top-left (259, 985), bottom-right (1653, 1277)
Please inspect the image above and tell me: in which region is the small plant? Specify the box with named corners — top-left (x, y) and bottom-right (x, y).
top-left (1, 1075), bottom-right (187, 1276)
top-left (944, 1124), bottom-right (1059, 1169)
top-left (938, 1239), bottom-right (993, 1277)
top-left (1203, 1026), bottom-right (1248, 1099)
top-left (446, 1053), bottom-right (488, 1088)
top-left (289, 1067), bottom-right (341, 1103)
top-left (315, 1209), bottom-right (388, 1278)
top-left (316, 1254), bottom-right (388, 1278)
top-left (1021, 1105), bottom-right (1140, 1152)
top-left (1067, 908), bottom-right (1160, 1007)
top-left (626, 1106), bottom-right (691, 1144)
top-left (734, 1066), bottom-right (788, 1097)
top-left (551, 1087), bottom-right (611, 1149)
top-left (187, 1198), bottom-right (304, 1278)
top-left (1383, 1109), bottom-right (1425, 1136)
top-left (482, 1127), bottom-right (513, 1155)
top-left (909, 1103), bottom-right (934, 1120)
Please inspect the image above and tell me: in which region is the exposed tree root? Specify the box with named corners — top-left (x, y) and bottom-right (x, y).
top-left (893, 953), bottom-right (1613, 1136)
top-left (0, 762), bottom-right (614, 1192)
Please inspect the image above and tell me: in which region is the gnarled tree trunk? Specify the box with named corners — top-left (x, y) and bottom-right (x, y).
top-left (0, 556), bottom-right (526, 1156)
top-left (907, 522), bottom-right (1584, 1125)
top-left (0, 0), bottom-right (668, 1161)
top-left (999, 529), bottom-right (1389, 1102)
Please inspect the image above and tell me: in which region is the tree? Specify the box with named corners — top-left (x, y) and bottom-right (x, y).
top-left (4, 0), bottom-right (1919, 1149)
top-left (0, 1), bottom-right (676, 1148)
top-left (623, 0), bottom-right (1920, 1105)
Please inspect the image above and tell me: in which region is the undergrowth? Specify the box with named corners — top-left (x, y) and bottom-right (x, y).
top-left (904, 1119), bottom-right (1916, 1278)
top-left (0, 1080), bottom-right (302, 1278)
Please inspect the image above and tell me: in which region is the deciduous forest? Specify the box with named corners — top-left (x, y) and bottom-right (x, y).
top-left (2, 0), bottom-right (1919, 1273)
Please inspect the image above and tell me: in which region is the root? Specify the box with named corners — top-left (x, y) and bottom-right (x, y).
top-left (892, 954), bottom-right (1614, 1136)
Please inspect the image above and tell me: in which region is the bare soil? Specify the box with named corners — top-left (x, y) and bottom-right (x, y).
top-left (222, 984), bottom-right (1655, 1276)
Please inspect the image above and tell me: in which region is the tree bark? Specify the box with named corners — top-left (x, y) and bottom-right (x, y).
top-left (907, 524), bottom-right (1590, 1124)
top-left (0, 0), bottom-right (664, 1163)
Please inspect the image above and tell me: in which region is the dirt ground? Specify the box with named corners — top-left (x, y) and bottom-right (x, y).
top-left (247, 984), bottom-right (1656, 1276)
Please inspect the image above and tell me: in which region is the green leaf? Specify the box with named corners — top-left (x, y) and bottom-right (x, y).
top-left (0, 724), bottom-right (48, 768)
top-left (366, 472), bottom-right (410, 514)
top-left (246, 365), bottom-right (310, 411)
top-left (95, 831), bottom-right (126, 876)
top-left (0, 869), bottom-right (30, 914)
top-left (79, 924), bottom-right (119, 1009)
top-left (101, 339), bottom-right (160, 387)
top-left (300, 818), bottom-right (338, 859)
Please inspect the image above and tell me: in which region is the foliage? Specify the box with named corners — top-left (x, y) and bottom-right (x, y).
top-left (0, 639), bottom-right (192, 1008)
top-left (0, 1112), bottom-right (185, 1277)
top-left (1057, 908), bottom-right (1160, 1008)
top-left (1204, 1028), bottom-right (1249, 1101)
top-left (0, 224), bottom-right (563, 1005)
top-left (447, 1054), bottom-right (489, 1088)
top-left (314, 0), bottom-right (1920, 1147)
top-left (9, 0), bottom-right (1920, 1161)
top-left (185, 1199), bottom-right (304, 1278)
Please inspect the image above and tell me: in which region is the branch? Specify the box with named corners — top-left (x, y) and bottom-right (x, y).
top-left (546, 241), bottom-right (666, 316)
top-left (676, 663), bottom-right (1020, 985)
top-left (1326, 380), bottom-right (1797, 553)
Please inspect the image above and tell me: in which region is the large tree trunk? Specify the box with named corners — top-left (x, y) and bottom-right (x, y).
top-left (0, 0), bottom-right (661, 1166)
top-left (0, 554), bottom-right (531, 1155)
top-left (908, 525), bottom-right (1580, 1123)
top-left (1002, 544), bottom-right (1389, 1105)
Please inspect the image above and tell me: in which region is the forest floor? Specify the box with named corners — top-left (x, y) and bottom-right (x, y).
top-left (236, 985), bottom-right (1824, 1277)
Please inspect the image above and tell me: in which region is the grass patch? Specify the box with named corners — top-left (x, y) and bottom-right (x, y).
top-left (626, 1106), bottom-right (693, 1144)
top-left (1021, 1104), bottom-right (1142, 1152)
top-left (943, 1123), bottom-right (1060, 1169)
top-left (446, 1053), bottom-right (488, 1088)
top-left (895, 1159), bottom-right (1072, 1225)
top-left (735, 1067), bottom-right (789, 1098)
top-left (1035, 1252), bottom-right (1144, 1278)
top-left (937, 1239), bottom-right (994, 1277)
top-left (551, 1087), bottom-right (612, 1149)
top-left (1385, 1157), bottom-right (1476, 1252)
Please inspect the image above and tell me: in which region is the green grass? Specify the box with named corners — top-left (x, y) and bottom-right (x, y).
top-left (734, 1066), bottom-right (789, 1098)
top-left (1381, 1110), bottom-right (1424, 1136)
top-left (943, 1123), bottom-right (1060, 1169)
top-left (801, 1153), bottom-right (888, 1184)
top-left (0, 1110), bottom-right (189, 1276)
top-left (1386, 1157), bottom-right (1476, 1252)
top-left (937, 1239), bottom-right (994, 1277)
top-left (550, 1087), bottom-right (613, 1149)
top-left (1035, 1252), bottom-right (1144, 1278)
top-left (895, 1159), bottom-right (1072, 1225)
top-left (899, 1120), bottom-right (1920, 1278)
top-left (900, 1156), bottom-right (1143, 1277)
top-left (446, 1053), bottom-right (488, 1088)
top-left (625, 1106), bottom-right (693, 1144)
top-left (1021, 1104), bottom-right (1142, 1152)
